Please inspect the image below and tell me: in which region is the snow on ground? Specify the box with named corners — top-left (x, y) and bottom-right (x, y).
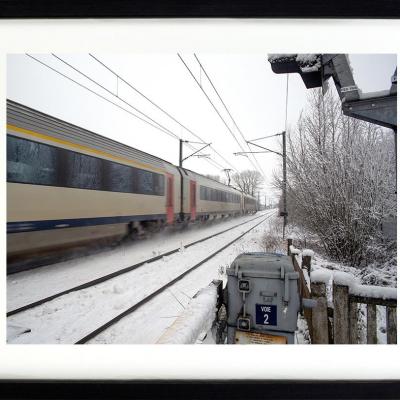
top-left (88, 217), bottom-right (271, 344)
top-left (7, 212), bottom-right (271, 312)
top-left (305, 251), bottom-right (396, 344)
top-left (156, 283), bottom-right (218, 344)
top-left (282, 219), bottom-right (397, 345)
top-left (7, 211), bottom-right (274, 344)
top-left (295, 315), bottom-right (311, 344)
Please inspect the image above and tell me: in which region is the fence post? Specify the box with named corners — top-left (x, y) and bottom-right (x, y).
top-left (333, 282), bottom-right (350, 344)
top-left (311, 281), bottom-right (329, 344)
top-left (349, 301), bottom-right (358, 344)
top-left (301, 255), bottom-right (312, 274)
top-left (367, 304), bottom-right (377, 344)
top-left (386, 306), bottom-right (397, 344)
top-left (287, 238), bottom-right (293, 256)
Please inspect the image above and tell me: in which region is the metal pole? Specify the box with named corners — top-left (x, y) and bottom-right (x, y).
top-left (179, 139), bottom-right (183, 168)
top-left (179, 139), bottom-right (184, 222)
top-left (223, 169), bottom-right (232, 186)
top-left (282, 131), bottom-right (287, 239)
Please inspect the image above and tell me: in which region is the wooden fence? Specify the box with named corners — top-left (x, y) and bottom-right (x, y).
top-left (288, 239), bottom-right (397, 344)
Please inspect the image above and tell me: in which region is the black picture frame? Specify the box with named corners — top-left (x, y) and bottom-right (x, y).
top-left (1, 3), bottom-right (399, 400)
top-left (0, 379), bottom-right (400, 399)
top-left (0, 0), bottom-right (400, 18)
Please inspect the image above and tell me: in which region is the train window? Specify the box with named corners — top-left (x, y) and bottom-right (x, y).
top-left (199, 184), bottom-right (240, 203)
top-left (136, 169), bottom-right (163, 196)
top-left (153, 173), bottom-right (165, 196)
top-left (155, 174), bottom-right (165, 196)
top-left (7, 135), bottom-right (165, 196)
top-left (7, 135), bottom-right (57, 186)
top-left (66, 152), bottom-right (103, 190)
top-left (136, 169), bottom-right (154, 194)
top-left (106, 161), bottom-right (135, 193)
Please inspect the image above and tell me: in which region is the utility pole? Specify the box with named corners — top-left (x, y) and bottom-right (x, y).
top-left (179, 139), bottom-right (184, 168)
top-left (178, 139), bottom-right (211, 222)
top-left (234, 130), bottom-right (288, 238)
top-left (282, 131), bottom-right (288, 239)
top-left (179, 139), bottom-right (187, 222)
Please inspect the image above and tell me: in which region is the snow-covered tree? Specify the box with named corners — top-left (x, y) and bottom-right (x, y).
top-left (232, 170), bottom-right (264, 196)
top-left (280, 89), bottom-right (396, 266)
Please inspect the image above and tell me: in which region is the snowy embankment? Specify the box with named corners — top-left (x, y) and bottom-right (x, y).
top-left (294, 244), bottom-right (396, 344)
top-left (89, 214), bottom-right (272, 345)
top-left (156, 283), bottom-right (218, 344)
top-left (7, 211), bottom-right (274, 344)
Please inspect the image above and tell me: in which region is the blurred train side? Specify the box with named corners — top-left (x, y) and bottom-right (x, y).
top-left (7, 100), bottom-right (257, 268)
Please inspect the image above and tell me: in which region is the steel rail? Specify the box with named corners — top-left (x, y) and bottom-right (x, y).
top-left (75, 213), bottom-right (273, 344)
top-left (7, 211), bottom-right (273, 317)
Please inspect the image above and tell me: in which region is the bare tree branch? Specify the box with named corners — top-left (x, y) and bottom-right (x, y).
top-left (274, 89), bottom-right (396, 266)
top-left (232, 170), bottom-right (264, 196)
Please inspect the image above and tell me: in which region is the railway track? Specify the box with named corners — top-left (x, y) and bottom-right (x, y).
top-left (7, 211), bottom-right (273, 344)
top-left (75, 212), bottom-right (272, 344)
top-left (7, 214), bottom-right (255, 275)
top-left (7, 211), bottom-right (273, 317)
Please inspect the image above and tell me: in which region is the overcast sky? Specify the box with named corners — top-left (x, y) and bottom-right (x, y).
top-left (7, 53), bottom-right (396, 202)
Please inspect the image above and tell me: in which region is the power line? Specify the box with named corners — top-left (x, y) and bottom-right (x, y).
top-left (54, 54), bottom-right (225, 172)
top-left (28, 53), bottom-right (227, 174)
top-left (193, 53), bottom-right (266, 180)
top-left (89, 53), bottom-right (239, 174)
top-left (248, 132), bottom-right (282, 142)
top-left (178, 54), bottom-right (246, 152)
top-left (185, 142), bottom-right (226, 170)
top-left (179, 53), bottom-right (265, 179)
top-left (52, 53), bottom-right (181, 141)
top-left (26, 54), bottom-right (178, 141)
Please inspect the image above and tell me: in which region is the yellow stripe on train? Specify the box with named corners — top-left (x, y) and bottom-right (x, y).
top-left (6, 124), bottom-right (165, 175)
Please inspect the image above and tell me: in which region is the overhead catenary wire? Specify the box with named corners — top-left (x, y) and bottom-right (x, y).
top-left (177, 54), bottom-right (262, 173)
top-left (26, 54), bottom-right (179, 141)
top-left (248, 132), bottom-right (282, 142)
top-left (178, 54), bottom-right (245, 151)
top-left (193, 54), bottom-right (267, 180)
top-left (28, 53), bottom-right (227, 174)
top-left (88, 53), bottom-right (240, 174)
top-left (52, 54), bottom-right (226, 171)
top-left (52, 53), bottom-right (183, 142)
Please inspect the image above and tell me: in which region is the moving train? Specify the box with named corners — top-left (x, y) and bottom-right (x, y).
top-left (7, 100), bottom-right (257, 267)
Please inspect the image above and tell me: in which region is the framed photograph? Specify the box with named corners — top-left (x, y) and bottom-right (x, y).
top-left (0, 1), bottom-right (399, 398)
top-left (0, 0), bottom-right (400, 18)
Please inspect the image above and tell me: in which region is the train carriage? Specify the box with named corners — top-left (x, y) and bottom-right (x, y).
top-left (243, 194), bottom-right (258, 214)
top-left (7, 100), bottom-right (176, 263)
top-left (186, 171), bottom-right (243, 220)
top-left (7, 100), bottom-right (258, 269)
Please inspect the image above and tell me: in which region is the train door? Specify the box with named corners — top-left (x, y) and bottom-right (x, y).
top-left (190, 180), bottom-right (196, 221)
top-left (166, 174), bottom-right (174, 224)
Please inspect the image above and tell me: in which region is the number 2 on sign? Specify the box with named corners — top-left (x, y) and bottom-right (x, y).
top-left (264, 314), bottom-right (269, 324)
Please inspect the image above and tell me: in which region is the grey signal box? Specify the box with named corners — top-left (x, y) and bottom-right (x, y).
top-left (226, 252), bottom-right (300, 344)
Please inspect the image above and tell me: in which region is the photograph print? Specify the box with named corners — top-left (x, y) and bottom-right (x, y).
top-left (6, 53), bottom-right (397, 345)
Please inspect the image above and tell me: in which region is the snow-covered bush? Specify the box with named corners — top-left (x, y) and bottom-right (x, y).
top-left (277, 89), bottom-right (396, 267)
top-left (260, 216), bottom-right (285, 253)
